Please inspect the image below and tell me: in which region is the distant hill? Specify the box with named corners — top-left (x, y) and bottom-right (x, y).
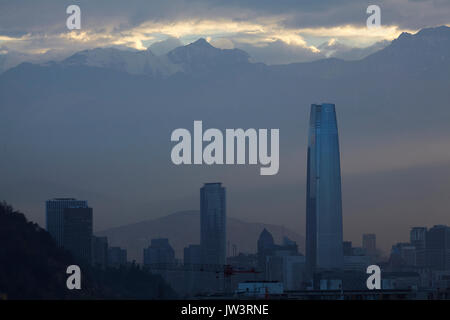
top-left (98, 210), bottom-right (305, 263)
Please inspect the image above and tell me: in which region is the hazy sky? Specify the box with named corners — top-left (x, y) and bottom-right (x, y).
top-left (1, 1), bottom-right (450, 255)
top-left (0, 0), bottom-right (449, 63)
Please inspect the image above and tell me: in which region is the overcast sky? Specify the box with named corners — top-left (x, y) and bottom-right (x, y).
top-left (0, 0), bottom-right (449, 64)
top-left (1, 1), bottom-right (450, 255)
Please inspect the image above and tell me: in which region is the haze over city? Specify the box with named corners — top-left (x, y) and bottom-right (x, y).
top-left (1, 0), bottom-right (450, 257)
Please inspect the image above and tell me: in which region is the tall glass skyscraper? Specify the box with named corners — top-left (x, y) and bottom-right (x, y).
top-left (306, 103), bottom-right (344, 275)
top-left (200, 183), bottom-right (226, 266)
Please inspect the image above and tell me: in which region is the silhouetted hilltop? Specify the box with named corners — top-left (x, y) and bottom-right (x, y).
top-left (0, 202), bottom-right (175, 299)
top-left (0, 201), bottom-right (92, 299)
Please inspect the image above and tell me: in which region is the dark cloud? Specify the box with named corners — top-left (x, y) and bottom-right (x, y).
top-left (0, 0), bottom-right (447, 66)
top-left (0, 0), bottom-right (449, 34)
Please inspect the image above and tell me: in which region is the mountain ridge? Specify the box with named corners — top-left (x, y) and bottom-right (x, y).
top-left (2, 25), bottom-right (450, 76)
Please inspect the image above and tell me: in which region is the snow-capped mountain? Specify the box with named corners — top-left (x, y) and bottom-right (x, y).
top-left (166, 38), bottom-right (250, 73)
top-left (59, 38), bottom-right (251, 77)
top-left (62, 47), bottom-right (182, 77)
top-left (365, 25), bottom-right (450, 65)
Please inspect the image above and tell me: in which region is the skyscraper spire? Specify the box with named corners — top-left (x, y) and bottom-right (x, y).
top-left (305, 103), bottom-right (344, 276)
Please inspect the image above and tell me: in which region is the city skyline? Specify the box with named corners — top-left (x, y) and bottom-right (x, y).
top-left (38, 183), bottom-right (450, 297)
top-left (2, 0), bottom-right (450, 303)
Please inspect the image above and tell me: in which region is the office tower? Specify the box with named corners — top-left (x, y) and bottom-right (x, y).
top-left (426, 225), bottom-right (450, 271)
top-left (46, 198), bottom-right (88, 247)
top-left (363, 234), bottom-right (377, 257)
top-left (108, 246), bottom-right (127, 267)
top-left (200, 183), bottom-right (226, 266)
top-left (143, 238), bottom-right (176, 266)
top-left (183, 244), bottom-right (204, 296)
top-left (411, 227), bottom-right (427, 267)
top-left (305, 103), bottom-right (344, 274)
top-left (262, 235), bottom-right (303, 288)
top-left (92, 236), bottom-right (108, 268)
top-left (63, 207), bottom-right (93, 264)
top-left (184, 244), bottom-right (202, 266)
top-left (257, 228), bottom-right (275, 268)
top-left (343, 241), bottom-right (353, 256)
top-left (257, 229), bottom-right (275, 275)
top-left (390, 242), bottom-right (417, 268)
top-left (410, 227), bottom-right (427, 250)
top-left (258, 229), bottom-right (275, 252)
top-left (266, 255), bottom-right (306, 291)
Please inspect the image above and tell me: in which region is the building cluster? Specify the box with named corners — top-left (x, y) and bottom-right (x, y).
top-left (142, 183), bottom-right (228, 295)
top-left (45, 198), bottom-right (127, 269)
top-left (384, 225), bottom-right (450, 293)
top-left (43, 104), bottom-right (450, 299)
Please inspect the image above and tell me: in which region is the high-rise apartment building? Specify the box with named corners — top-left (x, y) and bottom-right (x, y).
top-left (426, 225), bottom-right (450, 270)
top-left (363, 234), bottom-right (377, 257)
top-left (410, 227), bottom-right (427, 250)
top-left (92, 236), bottom-right (108, 268)
top-left (200, 183), bottom-right (226, 266)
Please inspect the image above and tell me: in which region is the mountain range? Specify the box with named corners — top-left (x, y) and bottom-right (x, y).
top-left (60, 38), bottom-right (252, 76)
top-left (1, 26), bottom-right (450, 252)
